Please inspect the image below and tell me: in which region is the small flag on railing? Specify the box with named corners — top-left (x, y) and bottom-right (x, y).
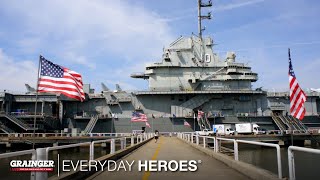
top-left (131, 112), bottom-right (148, 122)
top-left (184, 120), bottom-right (191, 127)
top-left (198, 110), bottom-right (204, 119)
top-left (145, 121), bottom-right (151, 128)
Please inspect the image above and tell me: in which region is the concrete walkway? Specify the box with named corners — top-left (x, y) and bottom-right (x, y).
top-left (90, 137), bottom-right (249, 180)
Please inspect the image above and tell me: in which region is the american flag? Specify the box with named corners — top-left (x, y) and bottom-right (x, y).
top-left (38, 56), bottom-right (85, 101)
top-left (145, 121), bottom-right (151, 128)
top-left (288, 49), bottom-right (306, 120)
top-left (184, 120), bottom-right (191, 127)
top-left (197, 110), bottom-right (204, 119)
top-left (131, 112), bottom-right (148, 122)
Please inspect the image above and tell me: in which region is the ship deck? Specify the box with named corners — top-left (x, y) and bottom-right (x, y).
top-left (134, 90), bottom-right (265, 95)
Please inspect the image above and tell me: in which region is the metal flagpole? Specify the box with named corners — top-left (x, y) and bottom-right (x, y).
top-left (32, 55), bottom-right (42, 149)
top-left (152, 116), bottom-right (154, 132)
top-left (193, 113), bottom-right (196, 131)
top-left (111, 117), bottom-right (113, 134)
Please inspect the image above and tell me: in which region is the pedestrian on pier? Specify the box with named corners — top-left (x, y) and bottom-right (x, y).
top-left (154, 130), bottom-right (159, 143)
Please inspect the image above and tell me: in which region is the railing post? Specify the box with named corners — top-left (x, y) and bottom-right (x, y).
top-left (288, 147), bottom-right (295, 180)
top-left (196, 135), bottom-right (199, 145)
top-left (89, 142), bottom-right (94, 160)
top-left (35, 148), bottom-right (48, 180)
top-left (131, 136), bottom-right (134, 146)
top-left (215, 138), bottom-right (219, 152)
top-left (30, 152), bottom-right (36, 180)
top-left (203, 137), bottom-right (206, 148)
top-left (276, 146), bottom-right (282, 179)
top-left (110, 139), bottom-right (115, 154)
top-left (121, 138), bottom-right (126, 149)
top-left (234, 140), bottom-right (239, 161)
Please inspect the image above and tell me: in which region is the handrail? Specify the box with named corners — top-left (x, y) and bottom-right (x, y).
top-left (178, 133), bottom-right (282, 179)
top-left (288, 146), bottom-right (320, 180)
top-left (236, 139), bottom-right (282, 179)
top-left (0, 149), bottom-right (37, 180)
top-left (216, 137), bottom-right (239, 161)
top-left (0, 149), bottom-right (36, 159)
top-left (0, 133), bottom-right (153, 180)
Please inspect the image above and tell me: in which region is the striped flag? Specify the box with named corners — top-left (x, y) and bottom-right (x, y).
top-left (38, 56), bottom-right (85, 101)
top-left (131, 112), bottom-right (148, 122)
top-left (197, 110), bottom-right (204, 119)
top-left (145, 121), bottom-right (151, 128)
top-left (288, 49), bottom-right (306, 120)
top-left (184, 120), bottom-right (191, 127)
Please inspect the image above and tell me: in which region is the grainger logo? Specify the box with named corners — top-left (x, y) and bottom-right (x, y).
top-left (10, 160), bottom-right (54, 172)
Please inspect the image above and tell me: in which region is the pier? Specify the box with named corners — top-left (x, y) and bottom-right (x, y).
top-left (1, 132), bottom-right (320, 180)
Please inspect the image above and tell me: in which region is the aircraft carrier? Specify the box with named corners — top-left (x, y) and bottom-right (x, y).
top-left (0, 0), bottom-right (319, 135)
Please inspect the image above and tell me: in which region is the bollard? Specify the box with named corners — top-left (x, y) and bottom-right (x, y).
top-left (110, 139), bottom-right (115, 154)
top-left (131, 136), bottom-right (134, 146)
top-left (35, 148), bottom-right (48, 180)
top-left (203, 137), bottom-right (206, 148)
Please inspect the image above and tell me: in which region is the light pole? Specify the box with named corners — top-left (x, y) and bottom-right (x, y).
top-left (213, 114), bottom-right (216, 134)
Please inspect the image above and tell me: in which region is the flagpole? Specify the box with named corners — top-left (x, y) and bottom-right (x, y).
top-left (32, 55), bottom-right (41, 149)
top-left (152, 116), bottom-right (154, 132)
top-left (193, 113), bottom-right (195, 131)
top-left (288, 48), bottom-right (294, 146)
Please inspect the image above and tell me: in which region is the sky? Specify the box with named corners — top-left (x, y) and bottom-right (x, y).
top-left (0, 0), bottom-right (320, 93)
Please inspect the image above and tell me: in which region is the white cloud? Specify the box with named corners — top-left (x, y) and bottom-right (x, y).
top-left (215, 0), bottom-right (265, 12)
top-left (0, 0), bottom-right (174, 91)
top-left (0, 49), bottom-right (37, 92)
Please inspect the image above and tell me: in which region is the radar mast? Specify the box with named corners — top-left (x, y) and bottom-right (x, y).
top-left (198, 0), bottom-right (212, 39)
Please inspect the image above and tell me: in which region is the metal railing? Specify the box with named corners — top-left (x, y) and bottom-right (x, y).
top-left (288, 146), bottom-right (320, 180)
top-left (0, 149), bottom-right (37, 179)
top-left (0, 132), bottom-right (133, 138)
top-left (178, 133), bottom-right (282, 179)
top-left (0, 133), bottom-right (153, 180)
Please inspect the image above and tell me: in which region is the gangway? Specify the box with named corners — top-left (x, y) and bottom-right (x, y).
top-left (0, 122), bottom-right (15, 134)
top-left (271, 113), bottom-right (287, 132)
top-left (83, 115), bottom-right (99, 134)
top-left (0, 114), bottom-right (37, 131)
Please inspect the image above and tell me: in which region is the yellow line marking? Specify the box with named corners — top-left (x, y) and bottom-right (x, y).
top-left (142, 137), bottom-right (163, 180)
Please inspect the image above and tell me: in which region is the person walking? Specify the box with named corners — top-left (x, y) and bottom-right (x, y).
top-left (154, 130), bottom-right (159, 143)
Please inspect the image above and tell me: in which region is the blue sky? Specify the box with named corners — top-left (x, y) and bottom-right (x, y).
top-left (0, 0), bottom-right (320, 92)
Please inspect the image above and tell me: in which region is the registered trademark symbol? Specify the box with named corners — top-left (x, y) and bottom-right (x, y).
top-left (198, 160), bottom-right (202, 164)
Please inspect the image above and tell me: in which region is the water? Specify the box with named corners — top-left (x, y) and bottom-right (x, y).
top-left (0, 143), bottom-right (319, 179)
top-left (238, 144), bottom-right (320, 180)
